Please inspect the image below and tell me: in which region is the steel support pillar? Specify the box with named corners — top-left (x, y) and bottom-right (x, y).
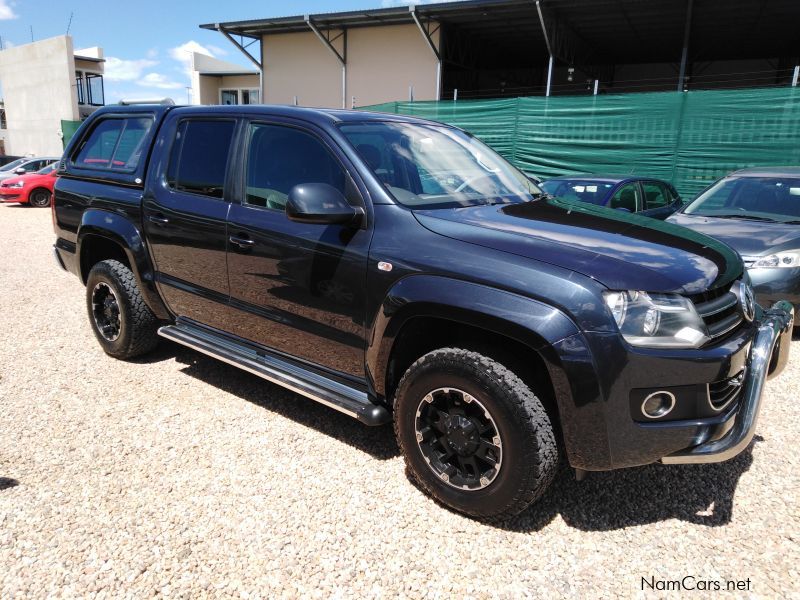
top-left (677, 0), bottom-right (694, 91)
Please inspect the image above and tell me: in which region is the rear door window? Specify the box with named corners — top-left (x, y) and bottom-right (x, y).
top-left (642, 181), bottom-right (671, 209)
top-left (608, 182), bottom-right (641, 211)
top-left (74, 117), bottom-right (153, 171)
top-left (166, 119), bottom-right (236, 199)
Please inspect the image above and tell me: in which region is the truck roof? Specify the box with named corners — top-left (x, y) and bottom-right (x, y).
top-left (93, 103), bottom-right (444, 127)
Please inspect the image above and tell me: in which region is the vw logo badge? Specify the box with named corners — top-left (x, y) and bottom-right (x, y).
top-left (735, 281), bottom-right (756, 322)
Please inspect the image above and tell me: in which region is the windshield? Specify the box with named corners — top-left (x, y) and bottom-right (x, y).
top-left (684, 176), bottom-right (800, 222)
top-left (0, 158), bottom-right (27, 172)
top-left (340, 122), bottom-right (541, 209)
top-left (540, 179), bottom-right (615, 205)
top-left (36, 162), bottom-right (58, 175)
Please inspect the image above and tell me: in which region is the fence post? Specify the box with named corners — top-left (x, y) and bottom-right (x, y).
top-left (453, 88), bottom-right (458, 102)
top-left (792, 66), bottom-right (799, 87)
top-left (669, 92), bottom-right (689, 188)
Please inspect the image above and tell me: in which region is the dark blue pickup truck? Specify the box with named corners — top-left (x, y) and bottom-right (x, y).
top-left (53, 103), bottom-right (793, 521)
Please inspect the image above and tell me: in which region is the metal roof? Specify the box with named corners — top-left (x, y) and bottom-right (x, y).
top-left (200, 0), bottom-right (800, 64)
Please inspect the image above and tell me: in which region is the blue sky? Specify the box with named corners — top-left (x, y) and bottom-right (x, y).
top-left (0, 0), bottom-right (431, 102)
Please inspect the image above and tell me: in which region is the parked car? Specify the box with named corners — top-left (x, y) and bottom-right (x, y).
top-left (668, 167), bottom-right (800, 315)
top-left (0, 161), bottom-right (59, 207)
top-left (0, 156), bottom-right (59, 182)
top-left (540, 175), bottom-right (682, 219)
top-left (53, 104), bottom-right (793, 521)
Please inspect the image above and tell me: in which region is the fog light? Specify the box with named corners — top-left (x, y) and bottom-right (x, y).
top-left (641, 391), bottom-right (676, 419)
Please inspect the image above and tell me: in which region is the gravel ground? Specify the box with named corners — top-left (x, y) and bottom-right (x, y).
top-left (1, 203), bottom-right (799, 598)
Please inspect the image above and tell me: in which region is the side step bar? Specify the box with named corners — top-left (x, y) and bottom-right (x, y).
top-left (158, 322), bottom-right (391, 426)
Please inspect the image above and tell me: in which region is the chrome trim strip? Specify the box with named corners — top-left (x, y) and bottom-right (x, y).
top-left (662, 300), bottom-right (794, 464)
top-left (641, 391), bottom-right (676, 419)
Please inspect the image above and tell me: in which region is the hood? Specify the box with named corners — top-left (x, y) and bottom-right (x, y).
top-left (1, 172), bottom-right (51, 187)
top-left (414, 197), bottom-right (743, 295)
top-left (667, 212), bottom-right (800, 256)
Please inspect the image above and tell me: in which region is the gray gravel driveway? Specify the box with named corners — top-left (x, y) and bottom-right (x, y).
top-left (1, 204), bottom-right (798, 597)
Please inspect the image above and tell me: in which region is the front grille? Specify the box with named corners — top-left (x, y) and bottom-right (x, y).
top-left (689, 281), bottom-right (744, 342)
top-left (707, 369), bottom-right (745, 411)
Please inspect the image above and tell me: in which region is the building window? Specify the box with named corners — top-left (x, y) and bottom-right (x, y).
top-left (76, 72), bottom-right (86, 105)
top-left (0, 108), bottom-right (6, 130)
top-left (86, 74), bottom-right (105, 106)
top-left (220, 88), bottom-right (260, 105)
top-left (242, 89), bottom-right (260, 104)
top-left (220, 89), bottom-right (238, 105)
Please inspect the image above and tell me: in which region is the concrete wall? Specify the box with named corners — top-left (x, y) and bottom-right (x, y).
top-left (261, 24), bottom-right (440, 108)
top-left (0, 35), bottom-right (77, 156)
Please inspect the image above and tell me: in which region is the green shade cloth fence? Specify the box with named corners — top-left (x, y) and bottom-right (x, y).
top-left (60, 120), bottom-right (82, 150)
top-left (361, 87), bottom-right (800, 199)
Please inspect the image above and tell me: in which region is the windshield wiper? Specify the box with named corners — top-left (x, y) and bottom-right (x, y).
top-left (707, 214), bottom-right (778, 222)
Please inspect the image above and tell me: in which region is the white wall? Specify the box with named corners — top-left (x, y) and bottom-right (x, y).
top-left (0, 35), bottom-right (78, 156)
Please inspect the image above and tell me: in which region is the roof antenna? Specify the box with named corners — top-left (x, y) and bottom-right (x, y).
top-left (66, 12), bottom-right (74, 36)
top-left (30, 26), bottom-right (34, 43)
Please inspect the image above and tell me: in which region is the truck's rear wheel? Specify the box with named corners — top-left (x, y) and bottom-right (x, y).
top-left (85, 259), bottom-right (159, 359)
top-left (394, 348), bottom-right (558, 522)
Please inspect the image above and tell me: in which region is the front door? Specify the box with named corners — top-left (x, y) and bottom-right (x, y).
top-left (225, 121), bottom-right (371, 379)
top-left (143, 116), bottom-right (237, 326)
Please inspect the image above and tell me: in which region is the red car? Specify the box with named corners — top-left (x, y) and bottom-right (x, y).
top-left (0, 162), bottom-right (59, 207)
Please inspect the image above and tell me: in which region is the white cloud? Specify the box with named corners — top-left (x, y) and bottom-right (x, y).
top-left (137, 72), bottom-right (184, 90)
top-left (169, 40), bottom-right (216, 73)
top-left (104, 57), bottom-right (158, 82)
top-left (145, 47), bottom-right (158, 60)
top-left (0, 1), bottom-right (17, 20)
top-left (206, 44), bottom-right (228, 57)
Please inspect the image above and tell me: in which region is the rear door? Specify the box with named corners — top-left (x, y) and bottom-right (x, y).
top-left (224, 118), bottom-right (372, 378)
top-left (142, 113), bottom-right (238, 327)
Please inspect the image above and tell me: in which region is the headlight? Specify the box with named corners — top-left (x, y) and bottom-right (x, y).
top-left (750, 251), bottom-right (800, 268)
top-left (603, 291), bottom-right (709, 348)
top-left (8, 181), bottom-right (24, 188)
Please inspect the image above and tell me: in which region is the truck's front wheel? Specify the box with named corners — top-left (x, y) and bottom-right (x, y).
top-left (394, 348), bottom-right (558, 522)
top-left (85, 259), bottom-right (159, 359)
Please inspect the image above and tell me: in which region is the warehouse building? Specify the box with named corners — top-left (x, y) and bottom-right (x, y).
top-left (201, 0), bottom-right (800, 107)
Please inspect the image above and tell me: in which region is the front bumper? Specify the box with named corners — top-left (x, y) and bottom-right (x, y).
top-left (661, 300), bottom-right (794, 464)
top-left (0, 191), bottom-right (23, 202)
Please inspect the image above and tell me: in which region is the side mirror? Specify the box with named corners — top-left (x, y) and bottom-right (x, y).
top-left (286, 183), bottom-right (362, 226)
top-left (14, 167), bottom-right (26, 174)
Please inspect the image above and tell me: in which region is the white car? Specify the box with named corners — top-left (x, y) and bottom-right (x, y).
top-left (0, 157), bottom-right (60, 181)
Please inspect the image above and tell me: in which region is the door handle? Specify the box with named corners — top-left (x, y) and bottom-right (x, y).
top-left (148, 214), bottom-right (169, 225)
top-left (229, 235), bottom-right (255, 248)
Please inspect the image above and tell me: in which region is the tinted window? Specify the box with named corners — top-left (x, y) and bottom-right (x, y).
top-left (167, 120), bottom-right (235, 199)
top-left (642, 181), bottom-right (671, 209)
top-left (608, 182), bottom-right (641, 211)
top-left (75, 117), bottom-right (153, 171)
top-left (341, 122), bottom-right (539, 209)
top-left (245, 124), bottom-right (346, 210)
top-left (684, 176), bottom-right (800, 221)
top-left (540, 179), bottom-right (615, 205)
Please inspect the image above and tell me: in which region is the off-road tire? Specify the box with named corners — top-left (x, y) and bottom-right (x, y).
top-left (394, 347), bottom-right (558, 522)
top-left (85, 259), bottom-right (159, 359)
